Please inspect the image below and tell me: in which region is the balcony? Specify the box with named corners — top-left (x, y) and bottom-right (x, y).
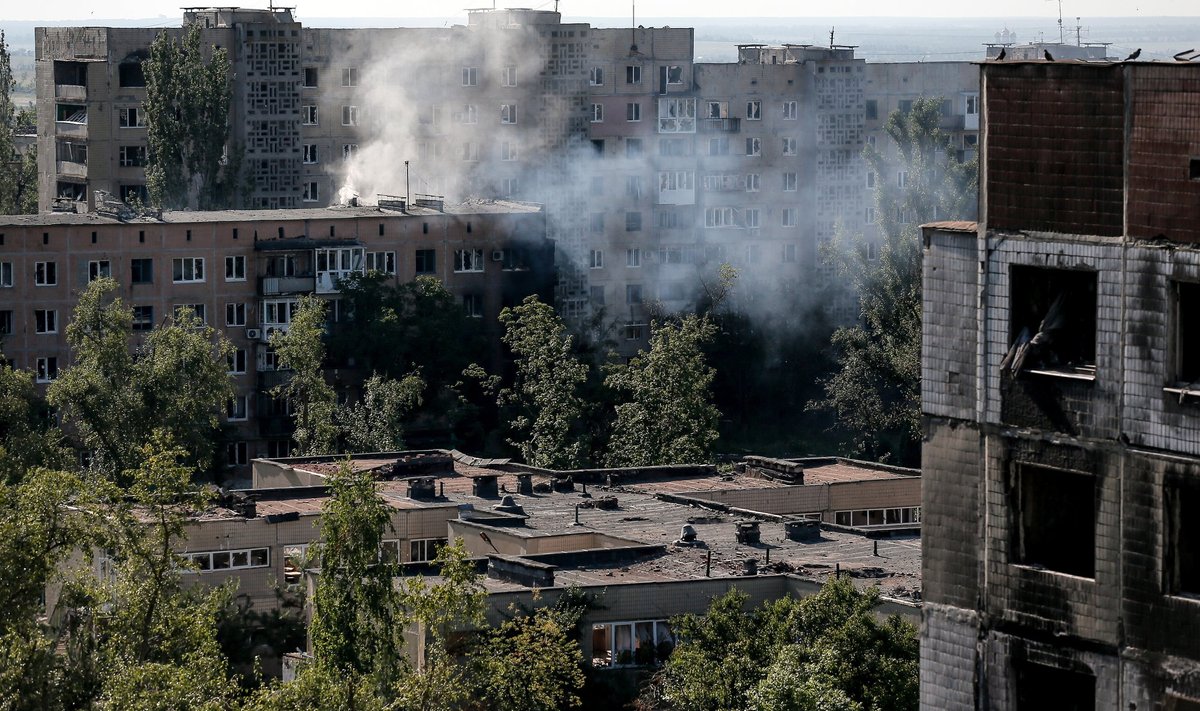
top-left (259, 274), bottom-right (315, 296)
top-left (54, 84), bottom-right (87, 101)
top-left (55, 121), bottom-right (88, 139)
top-left (700, 117), bottom-right (741, 133)
top-left (56, 160), bottom-right (87, 179)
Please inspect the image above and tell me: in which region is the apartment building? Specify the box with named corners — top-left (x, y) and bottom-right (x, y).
top-left (36, 8), bottom-right (979, 348)
top-left (921, 60), bottom-right (1200, 708)
top-left (0, 200), bottom-right (552, 471)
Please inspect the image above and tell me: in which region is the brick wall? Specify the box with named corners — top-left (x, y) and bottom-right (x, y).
top-left (919, 603), bottom-right (977, 710)
top-left (1127, 67), bottom-right (1200, 244)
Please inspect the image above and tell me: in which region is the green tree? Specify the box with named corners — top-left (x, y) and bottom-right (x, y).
top-left (475, 606), bottom-right (586, 711)
top-left (812, 96), bottom-right (977, 464)
top-left (143, 23), bottom-right (240, 209)
top-left (0, 32), bottom-right (36, 214)
top-left (48, 279), bottom-right (234, 479)
top-left (340, 372), bottom-right (425, 454)
top-left (270, 295), bottom-right (337, 456)
top-left (0, 356), bottom-right (70, 483)
top-left (605, 315), bottom-right (719, 466)
top-left (498, 296), bottom-right (589, 469)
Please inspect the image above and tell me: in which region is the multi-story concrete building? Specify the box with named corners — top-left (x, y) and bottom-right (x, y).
top-left (0, 199), bottom-right (552, 473)
top-left (35, 9), bottom-right (979, 348)
top-left (921, 59), bottom-right (1200, 708)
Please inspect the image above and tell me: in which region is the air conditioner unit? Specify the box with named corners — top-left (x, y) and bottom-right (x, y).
top-left (245, 328), bottom-right (261, 340)
top-left (491, 250), bottom-right (505, 262)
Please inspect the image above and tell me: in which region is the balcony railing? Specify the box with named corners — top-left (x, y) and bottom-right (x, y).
top-left (259, 275), bottom-right (315, 296)
top-left (55, 121), bottom-right (88, 139)
top-left (54, 84), bottom-right (87, 101)
top-left (56, 160), bottom-right (87, 179)
top-left (700, 117), bottom-right (741, 133)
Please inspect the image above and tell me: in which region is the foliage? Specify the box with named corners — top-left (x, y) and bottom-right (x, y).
top-left (47, 278), bottom-right (234, 479)
top-left (144, 23), bottom-right (240, 209)
top-left (812, 96), bottom-right (978, 464)
top-left (270, 296), bottom-right (337, 457)
top-left (640, 576), bottom-right (918, 711)
top-left (0, 356), bottom-right (70, 484)
top-left (498, 296), bottom-right (590, 468)
top-left (0, 31), bottom-right (36, 215)
top-left (474, 606), bottom-right (586, 711)
top-left (339, 372), bottom-right (425, 454)
top-left (605, 315), bottom-right (719, 466)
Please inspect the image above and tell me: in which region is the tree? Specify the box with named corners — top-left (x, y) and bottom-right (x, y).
top-left (640, 576), bottom-right (919, 711)
top-left (475, 606), bottom-right (586, 711)
top-left (143, 23), bottom-right (240, 209)
top-left (340, 372), bottom-right (425, 454)
top-left (48, 278), bottom-right (234, 479)
top-left (270, 296), bottom-right (337, 457)
top-left (0, 356), bottom-right (70, 484)
top-left (498, 296), bottom-right (590, 469)
top-left (0, 31), bottom-right (36, 214)
top-left (605, 315), bottom-right (720, 466)
top-left (812, 96), bottom-right (978, 464)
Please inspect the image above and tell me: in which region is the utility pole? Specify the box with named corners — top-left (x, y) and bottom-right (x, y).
top-left (404, 160), bottom-right (410, 206)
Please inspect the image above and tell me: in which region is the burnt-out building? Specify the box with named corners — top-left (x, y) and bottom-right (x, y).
top-left (921, 59), bottom-right (1200, 709)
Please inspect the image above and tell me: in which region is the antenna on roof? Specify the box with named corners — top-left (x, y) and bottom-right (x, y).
top-left (1046, 0), bottom-right (1064, 44)
top-left (829, 26), bottom-right (835, 49)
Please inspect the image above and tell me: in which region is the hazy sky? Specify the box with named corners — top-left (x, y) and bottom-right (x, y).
top-left (7, 0), bottom-right (1197, 22)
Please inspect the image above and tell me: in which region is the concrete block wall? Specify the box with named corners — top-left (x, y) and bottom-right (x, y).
top-left (919, 603), bottom-right (978, 711)
top-left (920, 418), bottom-right (982, 609)
top-left (922, 228), bottom-right (979, 421)
top-left (982, 632), bottom-right (1120, 710)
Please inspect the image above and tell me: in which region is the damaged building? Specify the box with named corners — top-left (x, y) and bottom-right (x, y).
top-left (921, 59), bottom-right (1200, 708)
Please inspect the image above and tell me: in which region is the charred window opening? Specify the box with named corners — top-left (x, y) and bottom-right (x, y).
top-left (1015, 464), bottom-right (1096, 578)
top-left (1002, 266), bottom-right (1097, 378)
top-left (1016, 661), bottom-right (1095, 711)
top-left (119, 61), bottom-right (145, 88)
top-left (53, 61), bottom-right (87, 86)
top-left (1165, 477), bottom-right (1200, 597)
top-left (1167, 695), bottom-right (1200, 711)
top-left (1175, 281), bottom-right (1200, 385)
top-left (1191, 158), bottom-right (1200, 181)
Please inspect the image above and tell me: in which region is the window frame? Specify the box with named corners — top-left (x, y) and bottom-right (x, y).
top-left (172, 257), bottom-right (205, 284)
top-left (34, 261), bottom-right (58, 287)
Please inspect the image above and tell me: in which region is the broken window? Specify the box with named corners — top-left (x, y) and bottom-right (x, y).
top-left (301, 105), bottom-right (318, 125)
top-left (782, 137), bottom-right (797, 155)
top-left (782, 100), bottom-right (797, 120)
top-left (625, 211), bottom-right (642, 232)
top-left (1015, 464), bottom-right (1096, 578)
top-left (225, 302), bottom-right (247, 327)
top-left (589, 250), bottom-right (603, 269)
top-left (54, 60), bottom-right (87, 86)
top-left (502, 65), bottom-right (517, 86)
top-left (227, 395), bottom-right (248, 421)
top-left (34, 310), bottom-right (57, 334)
top-left (666, 65), bottom-right (683, 84)
top-left (746, 100), bottom-right (761, 120)
top-left (34, 261), bottom-right (57, 286)
top-left (626, 284), bottom-right (643, 304)
top-left (341, 105), bottom-right (358, 126)
top-left (783, 172), bottom-right (798, 191)
top-left (1165, 476), bottom-right (1200, 597)
top-left (415, 249), bottom-right (436, 274)
top-left (499, 103), bottom-right (517, 124)
top-left (0, 262), bottom-right (10, 288)
top-left (227, 348), bottom-right (247, 374)
top-left (303, 181), bottom-right (318, 202)
top-left (302, 144), bottom-right (318, 164)
top-left (453, 249), bottom-right (484, 273)
top-left (303, 67), bottom-right (318, 88)
top-left (626, 65), bottom-right (642, 84)
top-left (341, 67), bottom-right (358, 87)
top-left (1016, 661), bottom-right (1094, 711)
top-left (132, 305), bottom-right (153, 331)
top-left (366, 251), bottom-right (395, 274)
top-left (865, 99), bottom-right (878, 120)
top-left (118, 106), bottom-right (144, 128)
top-left (1174, 281), bottom-right (1200, 385)
top-left (657, 97), bottom-right (696, 133)
top-left (88, 260), bottom-right (111, 282)
top-left (1002, 266), bottom-right (1097, 378)
top-left (0, 311), bottom-right (11, 336)
top-left (745, 137), bottom-right (761, 156)
top-left (591, 103), bottom-right (603, 122)
top-left (590, 67), bottom-right (604, 86)
top-left (118, 145), bottom-right (145, 167)
top-left (36, 357), bottom-right (58, 383)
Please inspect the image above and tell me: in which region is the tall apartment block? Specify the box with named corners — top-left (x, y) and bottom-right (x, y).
top-left (0, 201), bottom-right (553, 474)
top-left (921, 60), bottom-right (1200, 708)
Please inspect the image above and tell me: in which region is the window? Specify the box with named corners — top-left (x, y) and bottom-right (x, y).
top-left (410, 538), bottom-right (447, 562)
top-left (626, 65), bottom-right (642, 84)
top-left (746, 173), bottom-right (760, 192)
top-left (36, 357), bottom-right (59, 383)
top-left (227, 395), bottom-right (248, 421)
top-left (500, 103), bottom-right (517, 124)
top-left (1175, 281), bottom-right (1200, 384)
top-left (783, 172), bottom-right (798, 191)
top-left (833, 507), bottom-right (921, 528)
top-left (131, 258), bottom-right (152, 284)
top-left (588, 213), bottom-right (604, 233)
top-left (0, 262), bottom-right (10, 287)
top-left (502, 65), bottom-right (517, 87)
top-left (88, 260), bottom-right (111, 282)
top-left (341, 67), bottom-right (358, 87)
top-left (708, 137), bottom-right (729, 156)
top-left (625, 212), bottom-right (642, 232)
top-left (461, 142), bottom-right (479, 161)
top-left (1165, 475), bottom-right (1200, 597)
top-left (659, 247), bottom-right (684, 265)
top-left (624, 323), bottom-right (645, 341)
top-left (745, 209), bottom-right (760, 229)
top-left (867, 171), bottom-right (876, 188)
top-left (343, 144), bottom-right (358, 162)
top-left (132, 306), bottom-right (153, 331)
top-left (1002, 266), bottom-right (1097, 376)
top-left (782, 137), bottom-right (797, 155)
top-left (225, 303), bottom-right (247, 327)
top-left (897, 170), bottom-right (909, 189)
top-left (262, 300), bottom-right (299, 327)
top-left (782, 100), bottom-right (797, 120)
top-left (1014, 463), bottom-right (1095, 577)
top-left (228, 348), bottom-right (247, 375)
top-left (744, 245), bottom-right (761, 264)
top-left (118, 107), bottom-right (145, 128)
top-left (626, 139), bottom-right (644, 158)
top-left (303, 181), bottom-right (319, 202)
top-left (666, 65), bottom-right (683, 84)
top-left (301, 105), bottom-right (318, 125)
top-left (626, 176), bottom-right (643, 200)
top-left (966, 93), bottom-right (980, 115)
top-left (657, 97), bottom-right (696, 133)
top-left (626, 284), bottom-right (643, 304)
top-left (463, 294), bottom-right (483, 318)
top-left (589, 250), bottom-right (603, 269)
top-left (119, 145), bottom-right (147, 167)
top-left (591, 103), bottom-right (604, 122)
top-left (462, 67), bottom-right (478, 86)
top-left (34, 309), bottom-right (57, 334)
top-left (501, 141), bottom-right (518, 161)
top-left (865, 207), bottom-right (876, 224)
top-left (415, 249), bottom-right (436, 274)
top-left (1016, 661), bottom-right (1095, 711)
top-left (626, 102), bottom-right (641, 122)
top-left (118, 61), bottom-right (145, 87)
top-left (867, 242), bottom-right (879, 261)
top-left (225, 255), bottom-right (245, 282)
top-left (706, 101), bottom-right (728, 119)
top-left (0, 311), bottom-right (11, 336)
top-left (746, 100), bottom-right (761, 120)
top-left (782, 208), bottom-right (797, 227)
top-left (172, 257), bottom-right (204, 283)
top-left (626, 248), bottom-right (641, 267)
top-left (303, 67), bottom-right (318, 88)
top-left (865, 99), bottom-right (878, 120)
top-left (589, 67), bottom-right (604, 86)
top-left (783, 244), bottom-right (797, 263)
top-left (706, 207), bottom-right (736, 228)
top-left (303, 144), bottom-right (318, 164)
top-left (185, 546), bottom-right (268, 572)
top-left (590, 286), bottom-right (605, 305)
top-left (591, 620), bottom-right (674, 668)
top-left (341, 105), bottom-right (359, 126)
top-left (34, 262), bottom-right (57, 286)
top-left (454, 249), bottom-right (484, 273)
top-left (366, 251), bottom-right (396, 274)
top-left (175, 304), bottom-right (206, 324)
